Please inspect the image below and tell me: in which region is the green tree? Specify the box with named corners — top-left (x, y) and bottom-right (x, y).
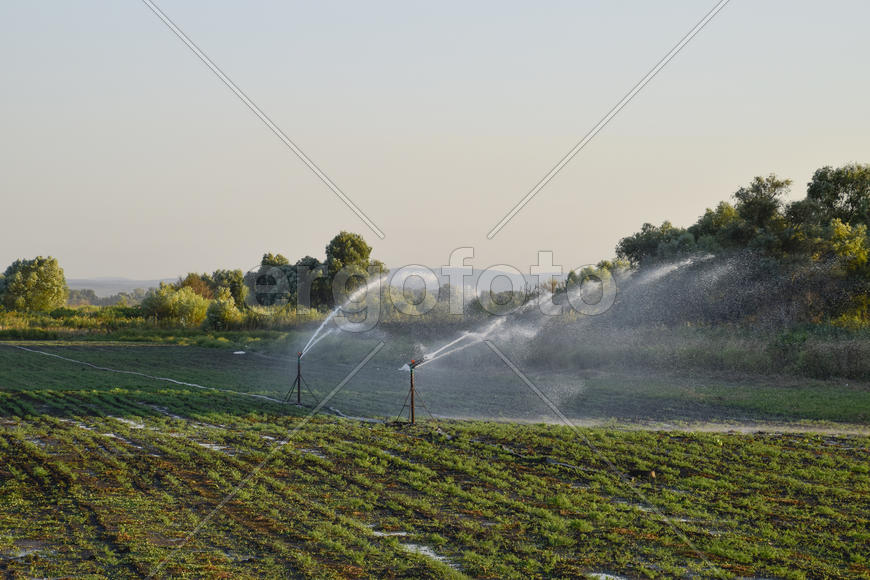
top-left (170, 287), bottom-right (210, 326)
top-left (246, 265), bottom-right (292, 307)
top-left (806, 163), bottom-right (870, 226)
top-left (0, 256), bottom-right (68, 311)
top-left (209, 269), bottom-right (248, 308)
top-left (261, 253), bottom-right (290, 267)
top-left (829, 218), bottom-right (869, 275)
top-left (786, 197), bottom-right (827, 228)
top-left (245, 234), bottom-right (384, 309)
top-left (325, 231), bottom-right (374, 306)
top-left (294, 255), bottom-right (328, 310)
top-left (176, 273), bottom-right (214, 299)
top-left (141, 283), bottom-right (176, 320)
top-left (689, 201), bottom-right (749, 249)
top-left (369, 259), bottom-right (388, 275)
top-left (247, 253), bottom-right (301, 307)
top-left (733, 174), bottom-right (791, 230)
top-left (616, 221), bottom-right (687, 265)
top-left (295, 256), bottom-right (321, 271)
top-left (325, 231), bottom-right (372, 278)
top-left (67, 288), bottom-right (98, 306)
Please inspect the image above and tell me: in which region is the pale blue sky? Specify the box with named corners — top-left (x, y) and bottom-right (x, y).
top-left (2, 1), bottom-right (868, 278)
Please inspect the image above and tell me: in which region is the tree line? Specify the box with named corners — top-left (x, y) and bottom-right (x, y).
top-left (0, 231), bottom-right (385, 330)
top-left (612, 163), bottom-right (869, 325)
top-left (615, 164), bottom-right (869, 273)
top-left (2, 165), bottom-right (868, 328)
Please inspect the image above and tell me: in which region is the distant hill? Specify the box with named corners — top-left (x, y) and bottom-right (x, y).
top-left (67, 277), bottom-right (174, 298)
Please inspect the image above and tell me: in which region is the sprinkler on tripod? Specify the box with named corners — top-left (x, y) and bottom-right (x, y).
top-left (285, 351), bottom-right (304, 405)
top-left (406, 359), bottom-right (421, 424)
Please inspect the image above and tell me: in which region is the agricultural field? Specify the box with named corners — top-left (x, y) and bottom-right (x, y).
top-left (1, 343), bottom-right (869, 579)
top-left (3, 341), bottom-right (869, 424)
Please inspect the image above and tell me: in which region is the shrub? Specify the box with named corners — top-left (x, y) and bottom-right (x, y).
top-left (141, 284), bottom-right (209, 327)
top-left (205, 288), bottom-right (243, 330)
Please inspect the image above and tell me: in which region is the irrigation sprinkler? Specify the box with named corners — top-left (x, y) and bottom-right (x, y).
top-left (285, 351), bottom-right (304, 405)
top-left (407, 359), bottom-right (422, 424)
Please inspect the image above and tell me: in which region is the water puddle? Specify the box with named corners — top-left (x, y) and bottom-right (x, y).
top-left (371, 530), bottom-right (408, 537)
top-left (401, 543), bottom-right (459, 570)
top-left (329, 407), bottom-right (385, 424)
top-left (261, 435), bottom-right (288, 445)
top-left (99, 433), bottom-right (143, 449)
top-left (196, 442), bottom-right (230, 454)
top-left (612, 499), bottom-right (656, 513)
top-left (298, 448), bottom-right (326, 459)
top-left (545, 457), bottom-right (594, 472)
top-left (110, 416), bottom-right (146, 429)
top-left (58, 418), bottom-right (95, 431)
top-left (1, 540), bottom-right (54, 561)
top-left (139, 403), bottom-right (186, 421)
top-left (219, 550), bottom-right (255, 562)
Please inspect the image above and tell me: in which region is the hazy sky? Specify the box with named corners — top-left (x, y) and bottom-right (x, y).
top-left (2, 1), bottom-right (869, 279)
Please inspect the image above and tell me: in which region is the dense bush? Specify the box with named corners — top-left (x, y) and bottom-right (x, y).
top-left (141, 284), bottom-right (209, 327)
top-left (204, 288), bottom-right (243, 330)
